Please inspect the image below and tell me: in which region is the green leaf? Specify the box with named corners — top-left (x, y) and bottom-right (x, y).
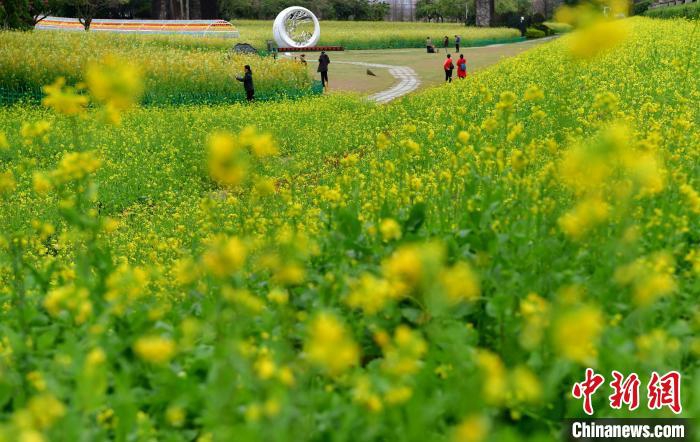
top-left (404, 202), bottom-right (427, 234)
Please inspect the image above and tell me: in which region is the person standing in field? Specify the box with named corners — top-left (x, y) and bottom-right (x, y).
top-left (457, 54), bottom-right (467, 80)
top-left (236, 65), bottom-right (254, 102)
top-left (455, 35), bottom-right (461, 52)
top-left (300, 54), bottom-right (307, 66)
top-left (443, 54), bottom-right (454, 83)
top-left (443, 35), bottom-right (449, 50)
top-left (318, 51), bottom-right (331, 89)
top-left (426, 37), bottom-right (435, 53)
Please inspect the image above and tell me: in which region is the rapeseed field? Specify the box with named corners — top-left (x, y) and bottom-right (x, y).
top-left (0, 16), bottom-right (698, 442)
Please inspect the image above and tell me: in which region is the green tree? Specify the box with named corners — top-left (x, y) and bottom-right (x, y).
top-left (495, 0), bottom-right (531, 14)
top-left (416, 0), bottom-right (442, 21)
top-left (1, 0), bottom-right (33, 29)
top-left (437, 0), bottom-right (467, 20)
top-left (29, 0), bottom-right (67, 24)
top-left (219, 0), bottom-right (335, 19)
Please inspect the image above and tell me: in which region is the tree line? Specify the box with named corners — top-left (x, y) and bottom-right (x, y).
top-left (416, 0), bottom-right (562, 25)
top-left (220, 0), bottom-right (390, 20)
top-left (0, 0), bottom-right (391, 29)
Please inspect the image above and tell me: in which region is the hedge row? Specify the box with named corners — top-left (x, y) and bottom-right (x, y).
top-left (0, 81), bottom-right (324, 107)
top-left (645, 1), bottom-right (700, 19)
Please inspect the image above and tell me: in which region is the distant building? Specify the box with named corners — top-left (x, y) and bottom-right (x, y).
top-left (386, 0), bottom-right (418, 21)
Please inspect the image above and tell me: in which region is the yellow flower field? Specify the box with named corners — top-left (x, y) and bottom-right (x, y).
top-left (0, 31), bottom-right (311, 104)
top-left (0, 15), bottom-right (698, 442)
top-left (233, 19), bottom-right (522, 49)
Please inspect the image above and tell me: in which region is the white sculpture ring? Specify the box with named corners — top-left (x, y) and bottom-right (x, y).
top-left (272, 6), bottom-right (320, 48)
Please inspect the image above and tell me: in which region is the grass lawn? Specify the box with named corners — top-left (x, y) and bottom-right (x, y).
top-left (292, 37), bottom-right (554, 95)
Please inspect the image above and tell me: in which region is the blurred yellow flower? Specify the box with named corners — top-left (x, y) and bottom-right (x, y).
top-left (134, 336), bottom-right (176, 365)
top-left (86, 55), bottom-right (143, 122)
top-left (567, 19), bottom-right (629, 60)
top-left (202, 235), bottom-right (247, 278)
top-left (453, 414), bottom-right (489, 442)
top-left (0, 170), bottom-right (16, 196)
top-left (439, 262), bottom-right (480, 304)
top-left (381, 325), bottom-right (427, 377)
top-left (346, 273), bottom-right (395, 315)
top-left (42, 77), bottom-right (88, 116)
top-left (208, 132), bottom-right (248, 187)
top-left (379, 218), bottom-right (402, 242)
top-left (552, 305), bottom-right (603, 365)
top-left (305, 312), bottom-right (359, 376)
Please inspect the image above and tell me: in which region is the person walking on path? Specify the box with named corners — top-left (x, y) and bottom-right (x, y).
top-left (236, 65), bottom-right (254, 101)
top-left (457, 54), bottom-right (467, 80)
top-left (318, 51), bottom-right (331, 89)
top-left (455, 35), bottom-right (461, 52)
top-left (443, 36), bottom-right (449, 50)
top-left (443, 54), bottom-right (454, 83)
top-left (300, 54), bottom-right (307, 66)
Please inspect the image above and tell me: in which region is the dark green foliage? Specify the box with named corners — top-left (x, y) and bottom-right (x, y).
top-left (0, 0), bottom-right (32, 29)
top-left (219, 0), bottom-right (389, 21)
top-left (525, 26), bottom-right (545, 38)
top-left (632, 0), bottom-right (652, 15)
top-left (645, 1), bottom-right (700, 19)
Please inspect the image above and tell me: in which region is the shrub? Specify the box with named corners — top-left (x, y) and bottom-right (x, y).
top-left (542, 21), bottom-right (574, 33)
top-left (525, 27), bottom-right (546, 38)
top-left (533, 23), bottom-right (555, 35)
top-left (633, 0), bottom-right (652, 15)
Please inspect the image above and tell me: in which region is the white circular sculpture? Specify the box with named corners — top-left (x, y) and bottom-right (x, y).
top-left (272, 6), bottom-right (320, 48)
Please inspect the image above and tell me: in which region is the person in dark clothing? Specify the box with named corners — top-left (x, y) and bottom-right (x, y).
top-left (236, 65), bottom-right (254, 101)
top-left (443, 35), bottom-right (449, 49)
top-left (443, 54), bottom-right (454, 83)
top-left (318, 51), bottom-right (331, 89)
top-left (455, 34), bottom-right (461, 52)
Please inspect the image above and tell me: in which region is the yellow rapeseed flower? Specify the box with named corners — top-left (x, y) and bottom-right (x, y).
top-left (0, 170), bottom-right (16, 196)
top-left (439, 262), bottom-right (480, 304)
top-left (476, 350), bottom-right (507, 405)
top-left (379, 218), bottom-right (402, 242)
top-left (567, 19), bottom-right (629, 60)
top-left (381, 325), bottom-right (427, 377)
top-left (42, 77), bottom-right (88, 116)
top-left (202, 235), bottom-right (247, 278)
top-left (0, 132), bottom-right (9, 150)
top-left (305, 312), bottom-right (359, 376)
top-left (345, 273), bottom-right (395, 315)
top-left (207, 132), bottom-right (248, 187)
top-left (133, 336), bottom-right (176, 365)
top-left (85, 55), bottom-right (143, 123)
top-left (552, 305), bottom-right (603, 365)
top-left (453, 415), bottom-right (489, 442)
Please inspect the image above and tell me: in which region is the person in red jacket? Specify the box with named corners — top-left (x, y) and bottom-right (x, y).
top-left (443, 54), bottom-right (454, 83)
top-left (457, 54), bottom-right (467, 80)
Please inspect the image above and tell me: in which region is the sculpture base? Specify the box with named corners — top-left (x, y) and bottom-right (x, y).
top-left (278, 46), bottom-right (344, 52)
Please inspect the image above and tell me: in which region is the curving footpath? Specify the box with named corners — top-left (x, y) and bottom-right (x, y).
top-left (307, 59), bottom-right (420, 104)
top-left (303, 36), bottom-right (558, 104)
top-left (331, 61), bottom-right (420, 104)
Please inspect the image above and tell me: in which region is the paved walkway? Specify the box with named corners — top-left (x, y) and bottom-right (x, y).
top-left (305, 59), bottom-right (420, 104)
top-left (329, 61), bottom-right (420, 104)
